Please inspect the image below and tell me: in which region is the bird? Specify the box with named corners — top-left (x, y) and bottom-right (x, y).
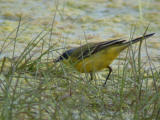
top-left (54, 33), bottom-right (155, 86)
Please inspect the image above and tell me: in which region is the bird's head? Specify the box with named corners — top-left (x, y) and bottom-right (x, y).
top-left (54, 48), bottom-right (76, 63)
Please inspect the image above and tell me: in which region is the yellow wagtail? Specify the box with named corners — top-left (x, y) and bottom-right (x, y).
top-left (55, 33), bottom-right (155, 85)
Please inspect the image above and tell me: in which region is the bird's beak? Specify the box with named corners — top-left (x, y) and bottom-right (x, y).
top-left (53, 56), bottom-right (63, 63)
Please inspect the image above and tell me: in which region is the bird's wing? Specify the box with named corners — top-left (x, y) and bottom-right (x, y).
top-left (75, 39), bottom-right (126, 60)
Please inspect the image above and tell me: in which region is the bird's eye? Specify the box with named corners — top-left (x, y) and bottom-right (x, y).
top-left (62, 53), bottom-right (69, 59)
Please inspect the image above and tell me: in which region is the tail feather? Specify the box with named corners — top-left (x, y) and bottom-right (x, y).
top-left (125, 33), bottom-right (155, 45)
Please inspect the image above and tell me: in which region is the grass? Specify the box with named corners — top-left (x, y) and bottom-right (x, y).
top-left (0, 10), bottom-right (160, 120)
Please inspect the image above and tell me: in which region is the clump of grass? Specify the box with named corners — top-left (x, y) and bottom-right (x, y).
top-left (0, 17), bottom-right (160, 120)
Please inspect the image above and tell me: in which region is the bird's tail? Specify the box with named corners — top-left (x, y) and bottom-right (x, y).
top-left (124, 33), bottom-right (155, 45)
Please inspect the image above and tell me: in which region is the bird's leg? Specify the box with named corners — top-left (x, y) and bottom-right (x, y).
top-left (103, 66), bottom-right (112, 86)
top-left (90, 72), bottom-right (93, 81)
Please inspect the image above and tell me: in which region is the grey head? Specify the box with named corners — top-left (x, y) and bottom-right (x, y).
top-left (54, 48), bottom-right (76, 62)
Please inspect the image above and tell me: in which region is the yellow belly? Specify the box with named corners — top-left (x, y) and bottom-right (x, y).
top-left (74, 46), bottom-right (126, 73)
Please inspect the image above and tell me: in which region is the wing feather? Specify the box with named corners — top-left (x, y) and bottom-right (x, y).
top-left (77, 39), bottom-right (126, 60)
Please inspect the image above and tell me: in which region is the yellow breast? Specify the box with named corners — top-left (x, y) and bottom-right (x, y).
top-left (74, 45), bottom-right (126, 73)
